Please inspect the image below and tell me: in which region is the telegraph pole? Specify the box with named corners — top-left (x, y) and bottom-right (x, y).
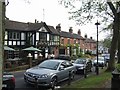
top-left (0, 0), bottom-right (5, 89)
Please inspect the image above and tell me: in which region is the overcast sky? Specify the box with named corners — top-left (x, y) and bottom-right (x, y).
top-left (6, 0), bottom-right (108, 40)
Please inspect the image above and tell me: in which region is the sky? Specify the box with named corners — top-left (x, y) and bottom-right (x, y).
top-left (6, 0), bottom-right (108, 40)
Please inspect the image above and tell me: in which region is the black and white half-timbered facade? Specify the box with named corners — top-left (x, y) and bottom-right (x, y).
top-left (5, 20), bottom-right (60, 61)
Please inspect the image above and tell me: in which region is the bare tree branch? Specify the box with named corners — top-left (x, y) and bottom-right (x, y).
top-left (107, 1), bottom-right (116, 16)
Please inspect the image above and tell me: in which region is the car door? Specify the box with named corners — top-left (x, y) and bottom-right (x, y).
top-left (57, 62), bottom-right (68, 81)
top-left (64, 61), bottom-right (76, 79)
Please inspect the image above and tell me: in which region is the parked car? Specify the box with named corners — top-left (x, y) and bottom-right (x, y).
top-left (24, 59), bottom-right (76, 89)
top-left (2, 72), bottom-right (15, 90)
top-left (73, 58), bottom-right (92, 74)
top-left (101, 53), bottom-right (110, 62)
top-left (93, 56), bottom-right (106, 67)
top-left (55, 54), bottom-right (71, 61)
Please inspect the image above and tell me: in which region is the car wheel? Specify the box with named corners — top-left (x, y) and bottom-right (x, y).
top-left (51, 77), bottom-right (57, 90)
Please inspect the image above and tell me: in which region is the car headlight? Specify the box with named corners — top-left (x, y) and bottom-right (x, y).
top-left (39, 74), bottom-right (49, 78)
top-left (24, 72), bottom-right (29, 75)
top-left (78, 66), bottom-right (84, 69)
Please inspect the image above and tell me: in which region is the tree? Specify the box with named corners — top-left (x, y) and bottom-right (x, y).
top-left (102, 38), bottom-right (112, 49)
top-left (59, 0), bottom-right (120, 71)
top-left (0, 1), bottom-right (5, 89)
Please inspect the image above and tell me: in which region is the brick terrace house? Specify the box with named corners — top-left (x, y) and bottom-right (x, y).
top-left (84, 34), bottom-right (96, 54)
top-left (56, 24), bottom-right (86, 56)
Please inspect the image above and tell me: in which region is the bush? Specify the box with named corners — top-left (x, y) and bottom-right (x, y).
top-left (71, 55), bottom-right (78, 60)
top-left (83, 54), bottom-right (92, 58)
top-left (116, 64), bottom-right (120, 72)
top-left (78, 52), bottom-right (84, 58)
top-left (85, 50), bottom-right (92, 55)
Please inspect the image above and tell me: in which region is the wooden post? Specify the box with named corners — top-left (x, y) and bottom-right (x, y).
top-left (27, 53), bottom-right (33, 68)
top-left (0, 0), bottom-right (5, 89)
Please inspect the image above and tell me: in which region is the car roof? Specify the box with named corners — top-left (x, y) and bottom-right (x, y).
top-left (46, 59), bottom-right (67, 63)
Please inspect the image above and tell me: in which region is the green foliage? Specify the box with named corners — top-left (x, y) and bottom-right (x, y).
top-left (102, 38), bottom-right (112, 48)
top-left (83, 54), bottom-right (91, 58)
top-left (71, 55), bottom-right (78, 60)
top-left (59, 0), bottom-right (114, 25)
top-left (116, 64), bottom-right (120, 72)
top-left (85, 50), bottom-right (92, 55)
top-left (78, 52), bottom-right (83, 58)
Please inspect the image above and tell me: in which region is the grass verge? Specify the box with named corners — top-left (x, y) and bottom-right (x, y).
top-left (63, 68), bottom-right (112, 88)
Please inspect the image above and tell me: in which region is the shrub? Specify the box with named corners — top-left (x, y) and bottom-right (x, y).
top-left (116, 64), bottom-right (120, 72)
top-left (83, 54), bottom-right (92, 58)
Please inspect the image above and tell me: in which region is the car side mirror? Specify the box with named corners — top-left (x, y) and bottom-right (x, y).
top-left (59, 66), bottom-right (64, 71)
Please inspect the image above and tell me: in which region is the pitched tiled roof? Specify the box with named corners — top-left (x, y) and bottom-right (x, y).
top-left (5, 20), bottom-right (29, 31)
top-left (60, 31), bottom-right (82, 39)
top-left (48, 25), bottom-right (59, 35)
top-left (60, 31), bottom-right (73, 38)
top-left (85, 38), bottom-right (96, 43)
top-left (27, 23), bottom-right (43, 31)
top-left (73, 33), bottom-right (80, 39)
top-left (80, 36), bottom-right (85, 40)
top-left (5, 20), bottom-right (58, 35)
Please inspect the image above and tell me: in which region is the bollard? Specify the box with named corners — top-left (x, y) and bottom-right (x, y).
top-left (95, 65), bottom-right (99, 75)
top-left (84, 68), bottom-right (87, 78)
top-left (101, 66), bottom-right (103, 69)
top-left (68, 71), bottom-right (71, 85)
top-left (111, 71), bottom-right (120, 90)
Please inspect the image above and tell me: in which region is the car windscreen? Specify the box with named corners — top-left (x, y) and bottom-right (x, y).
top-left (38, 60), bottom-right (60, 70)
top-left (74, 59), bottom-right (86, 64)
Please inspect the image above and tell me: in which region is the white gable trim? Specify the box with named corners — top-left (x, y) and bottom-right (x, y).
top-left (38, 27), bottom-right (48, 32)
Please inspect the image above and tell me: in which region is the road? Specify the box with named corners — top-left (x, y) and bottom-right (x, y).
top-left (13, 70), bottom-right (85, 90)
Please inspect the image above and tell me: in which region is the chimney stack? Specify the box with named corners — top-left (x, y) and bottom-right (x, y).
top-left (85, 34), bottom-right (87, 38)
top-left (78, 29), bottom-right (81, 36)
top-left (90, 37), bottom-right (92, 39)
top-left (56, 24), bottom-right (61, 32)
top-left (35, 19), bottom-right (37, 23)
top-left (69, 27), bottom-right (73, 33)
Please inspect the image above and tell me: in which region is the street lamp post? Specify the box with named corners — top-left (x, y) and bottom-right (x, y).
top-left (95, 20), bottom-right (100, 75)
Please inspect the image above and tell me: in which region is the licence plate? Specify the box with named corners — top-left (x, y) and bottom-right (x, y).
top-left (2, 84), bottom-right (7, 87)
top-left (27, 77), bottom-right (35, 82)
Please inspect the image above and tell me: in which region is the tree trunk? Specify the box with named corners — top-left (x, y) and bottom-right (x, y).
top-left (118, 33), bottom-right (120, 63)
top-left (117, 12), bottom-right (120, 63)
top-left (107, 15), bottom-right (119, 71)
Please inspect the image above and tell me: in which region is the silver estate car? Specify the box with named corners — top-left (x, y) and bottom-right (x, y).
top-left (24, 59), bottom-right (76, 89)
